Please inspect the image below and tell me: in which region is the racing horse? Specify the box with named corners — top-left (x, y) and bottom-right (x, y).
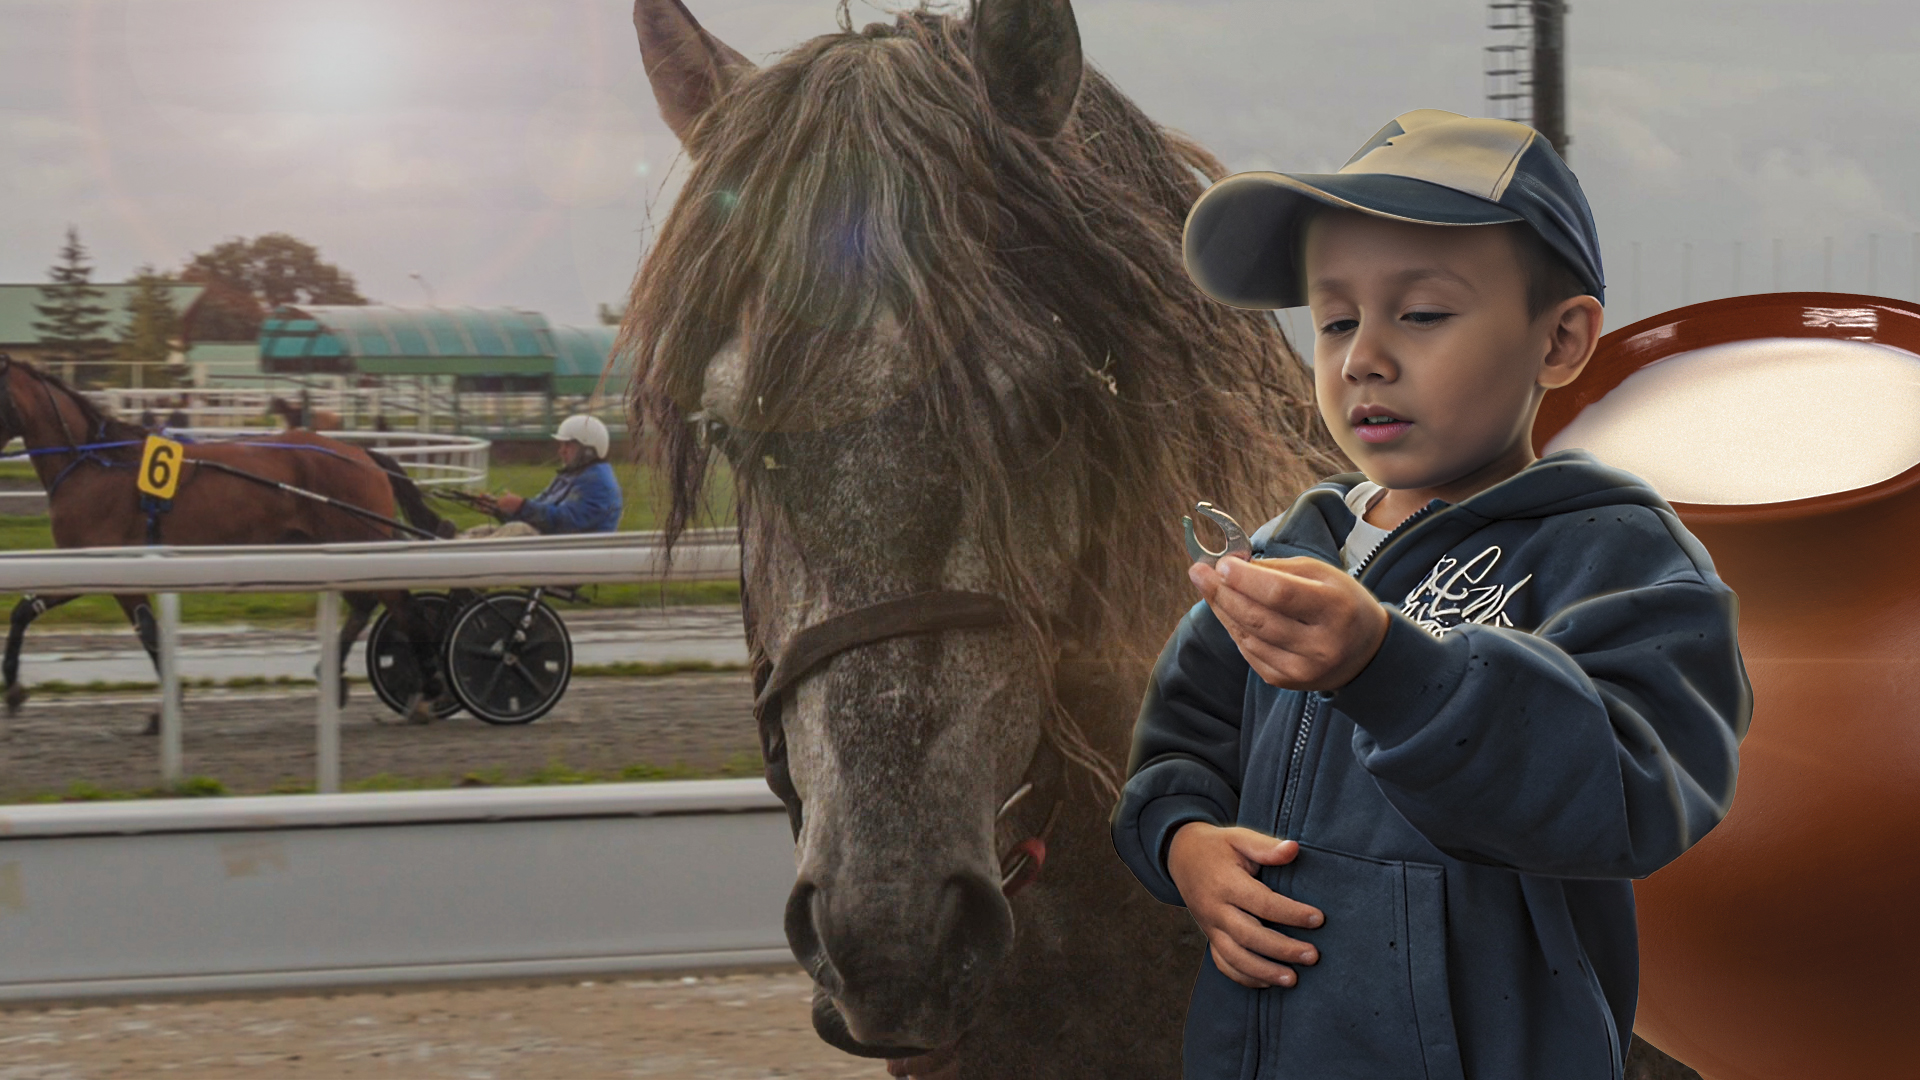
top-left (269, 393), bottom-right (344, 432)
top-left (624, 1), bottom-right (1346, 1074)
top-left (0, 355), bottom-right (452, 729)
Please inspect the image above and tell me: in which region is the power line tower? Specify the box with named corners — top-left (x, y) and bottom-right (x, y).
top-left (1485, 1), bottom-right (1568, 155)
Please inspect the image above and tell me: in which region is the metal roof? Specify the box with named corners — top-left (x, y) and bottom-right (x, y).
top-left (248, 305), bottom-right (630, 393)
top-left (0, 282), bottom-right (206, 346)
top-left (259, 305), bottom-right (558, 377)
top-left (550, 325), bottom-right (624, 394)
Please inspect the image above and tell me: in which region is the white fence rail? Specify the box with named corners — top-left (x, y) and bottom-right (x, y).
top-left (0, 530), bottom-right (737, 593)
top-left (0, 533), bottom-right (740, 792)
top-left (0, 780), bottom-right (795, 1002)
top-left (92, 387), bottom-right (392, 431)
top-left (86, 385), bottom-right (630, 438)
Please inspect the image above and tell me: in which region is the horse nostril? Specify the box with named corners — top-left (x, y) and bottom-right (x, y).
top-left (785, 879), bottom-right (839, 993)
top-left (936, 873), bottom-right (1014, 985)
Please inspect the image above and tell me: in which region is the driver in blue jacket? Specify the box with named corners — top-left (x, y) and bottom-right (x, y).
top-left (466, 414), bottom-right (623, 537)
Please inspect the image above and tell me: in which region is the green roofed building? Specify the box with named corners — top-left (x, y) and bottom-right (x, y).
top-left (0, 281), bottom-right (206, 372)
top-left (258, 305), bottom-right (627, 435)
top-left (551, 324), bottom-right (625, 396)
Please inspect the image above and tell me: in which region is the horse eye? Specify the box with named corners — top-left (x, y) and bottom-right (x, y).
top-left (689, 411), bottom-right (734, 454)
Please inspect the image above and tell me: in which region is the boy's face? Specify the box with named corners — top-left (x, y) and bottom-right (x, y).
top-left (1303, 210), bottom-right (1593, 503)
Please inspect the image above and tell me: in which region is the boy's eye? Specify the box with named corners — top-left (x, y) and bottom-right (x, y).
top-left (1320, 318), bottom-right (1358, 335)
top-left (1403, 311), bottom-right (1452, 325)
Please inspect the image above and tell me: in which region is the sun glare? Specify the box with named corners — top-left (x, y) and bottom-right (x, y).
top-left (275, 13), bottom-right (395, 109)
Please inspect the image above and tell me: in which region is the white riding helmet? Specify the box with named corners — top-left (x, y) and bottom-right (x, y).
top-left (554, 413), bottom-right (611, 460)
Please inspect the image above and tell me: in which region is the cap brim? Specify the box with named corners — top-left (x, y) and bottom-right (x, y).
top-left (1183, 172), bottom-right (1524, 309)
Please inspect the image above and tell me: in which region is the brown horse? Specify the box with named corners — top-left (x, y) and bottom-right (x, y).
top-left (625, 1), bottom-right (1344, 1075)
top-left (0, 355), bottom-right (450, 728)
top-left (269, 394), bottom-right (344, 432)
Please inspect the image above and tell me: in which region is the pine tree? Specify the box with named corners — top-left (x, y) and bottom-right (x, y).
top-left (117, 265), bottom-right (184, 390)
top-left (32, 225), bottom-right (115, 385)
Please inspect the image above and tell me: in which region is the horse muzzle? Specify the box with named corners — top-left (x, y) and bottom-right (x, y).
top-left (787, 867), bottom-right (1012, 1055)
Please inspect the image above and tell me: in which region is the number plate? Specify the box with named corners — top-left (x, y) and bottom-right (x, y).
top-left (138, 435), bottom-right (184, 500)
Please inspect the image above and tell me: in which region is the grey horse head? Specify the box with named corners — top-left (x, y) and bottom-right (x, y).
top-left (626, 0), bottom-right (1339, 1065)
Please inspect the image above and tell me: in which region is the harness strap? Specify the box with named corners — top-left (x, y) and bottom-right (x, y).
top-left (228, 441), bottom-right (370, 466)
top-left (0, 439), bottom-right (144, 459)
top-left (190, 458), bottom-right (440, 541)
top-left (46, 450), bottom-right (133, 497)
top-left (140, 494), bottom-right (170, 545)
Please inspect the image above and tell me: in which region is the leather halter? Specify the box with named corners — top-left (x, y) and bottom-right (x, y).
top-left (747, 584), bottom-right (1067, 893)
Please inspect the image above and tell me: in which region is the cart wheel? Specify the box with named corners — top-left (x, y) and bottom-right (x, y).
top-left (365, 593), bottom-right (464, 720)
top-left (443, 591), bottom-right (572, 725)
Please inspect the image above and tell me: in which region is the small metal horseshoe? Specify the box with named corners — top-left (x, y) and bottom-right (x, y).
top-left (1183, 502), bottom-right (1253, 567)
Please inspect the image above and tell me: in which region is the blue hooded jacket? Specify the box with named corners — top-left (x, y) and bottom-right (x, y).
top-left (509, 459), bottom-right (622, 534)
top-left (1110, 449), bottom-right (1750, 1080)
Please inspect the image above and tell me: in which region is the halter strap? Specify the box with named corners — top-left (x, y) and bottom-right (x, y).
top-left (753, 590), bottom-right (1014, 714)
top-left (750, 589), bottom-right (1016, 839)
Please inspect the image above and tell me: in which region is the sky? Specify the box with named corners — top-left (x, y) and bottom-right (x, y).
top-left (3, 0), bottom-right (1917, 334)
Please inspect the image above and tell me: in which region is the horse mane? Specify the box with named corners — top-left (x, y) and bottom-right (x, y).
top-left (623, 7), bottom-right (1346, 751)
top-left (8, 359), bottom-right (149, 444)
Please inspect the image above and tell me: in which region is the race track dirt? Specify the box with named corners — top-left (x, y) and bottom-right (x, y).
top-left (0, 674), bottom-right (759, 801)
top-left (0, 968), bottom-right (887, 1079)
top-left (0, 660), bottom-right (885, 1078)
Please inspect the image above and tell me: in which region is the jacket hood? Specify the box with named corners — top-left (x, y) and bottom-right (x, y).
top-left (1253, 448), bottom-right (1672, 559)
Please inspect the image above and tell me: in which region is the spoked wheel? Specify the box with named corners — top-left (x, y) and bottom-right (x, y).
top-left (365, 592), bottom-right (464, 721)
top-left (443, 590), bottom-right (572, 725)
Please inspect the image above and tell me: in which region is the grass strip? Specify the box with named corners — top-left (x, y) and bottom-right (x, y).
top-left (0, 579), bottom-right (743, 628)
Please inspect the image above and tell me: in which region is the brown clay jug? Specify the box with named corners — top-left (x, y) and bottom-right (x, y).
top-left (1533, 292), bottom-right (1920, 1080)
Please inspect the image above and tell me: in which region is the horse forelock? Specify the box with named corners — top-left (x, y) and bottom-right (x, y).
top-left (624, 3), bottom-right (1343, 689)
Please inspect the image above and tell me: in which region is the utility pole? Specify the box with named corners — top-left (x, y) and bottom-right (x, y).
top-left (1486, 1), bottom-right (1569, 156)
top-left (1530, 0), bottom-right (1567, 155)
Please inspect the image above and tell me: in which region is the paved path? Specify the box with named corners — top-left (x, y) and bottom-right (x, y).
top-left (0, 969), bottom-right (885, 1079)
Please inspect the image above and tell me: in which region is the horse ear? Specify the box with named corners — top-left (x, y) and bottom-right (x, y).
top-left (633, 0), bottom-right (756, 145)
top-left (970, 0), bottom-right (1083, 138)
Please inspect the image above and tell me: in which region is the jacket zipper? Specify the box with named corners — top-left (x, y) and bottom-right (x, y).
top-left (1259, 690), bottom-right (1322, 1077)
top-left (1350, 499), bottom-right (1443, 583)
top-left (1268, 502), bottom-right (1443, 839)
top-left (1259, 496), bottom-right (1454, 1077)
top-left (1273, 691), bottom-right (1320, 836)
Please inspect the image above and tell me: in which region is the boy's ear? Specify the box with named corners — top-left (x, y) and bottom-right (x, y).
top-left (1538, 295), bottom-right (1604, 391)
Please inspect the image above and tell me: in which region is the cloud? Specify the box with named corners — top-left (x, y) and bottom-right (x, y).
top-left (524, 89), bottom-right (648, 209)
top-left (5, 0), bottom-right (1920, 324)
top-left (347, 139), bottom-right (470, 196)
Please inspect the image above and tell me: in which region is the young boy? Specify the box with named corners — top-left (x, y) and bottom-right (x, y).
top-left (1110, 110), bottom-right (1751, 1079)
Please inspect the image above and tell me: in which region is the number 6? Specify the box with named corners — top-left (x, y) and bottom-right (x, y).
top-left (147, 445), bottom-right (173, 489)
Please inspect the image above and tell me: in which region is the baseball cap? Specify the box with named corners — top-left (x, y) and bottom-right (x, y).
top-left (1182, 109), bottom-right (1605, 310)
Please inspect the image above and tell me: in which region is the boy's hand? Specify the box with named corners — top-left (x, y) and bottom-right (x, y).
top-left (1189, 555), bottom-right (1390, 691)
top-left (1168, 822), bottom-right (1323, 988)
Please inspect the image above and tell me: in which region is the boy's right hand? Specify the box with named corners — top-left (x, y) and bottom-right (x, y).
top-left (1167, 821), bottom-right (1324, 989)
